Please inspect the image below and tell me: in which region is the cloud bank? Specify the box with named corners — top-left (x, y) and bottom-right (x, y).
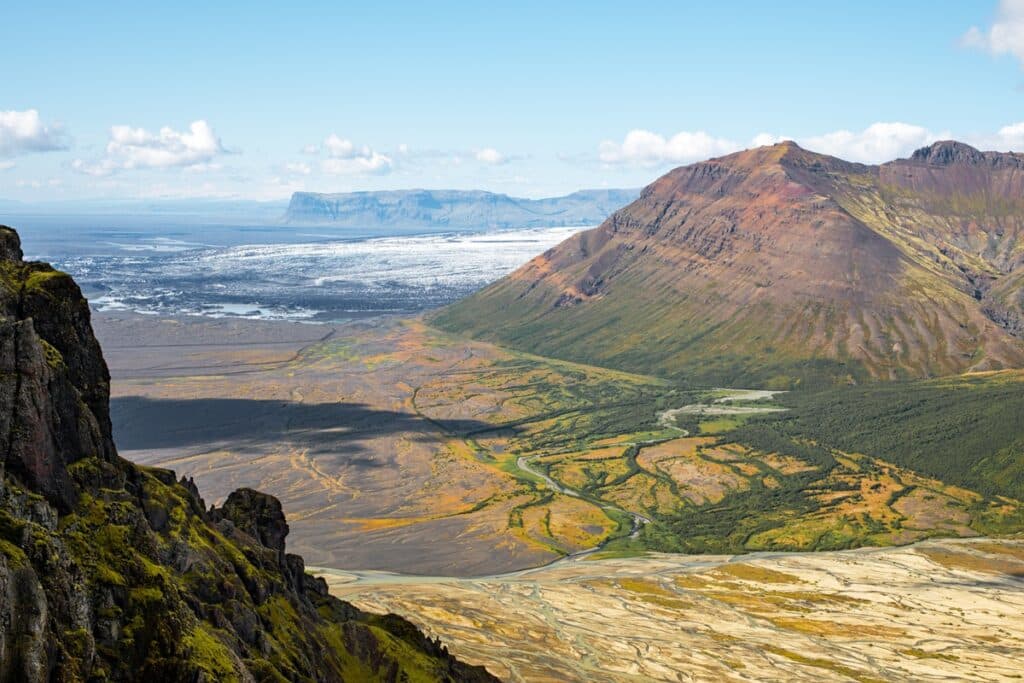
top-left (0, 109), bottom-right (67, 157)
top-left (73, 120), bottom-right (227, 176)
top-left (801, 123), bottom-right (942, 163)
top-left (598, 123), bottom-right (955, 167)
top-left (475, 147), bottom-right (507, 165)
top-left (315, 134), bottom-right (393, 175)
top-left (598, 130), bottom-right (739, 166)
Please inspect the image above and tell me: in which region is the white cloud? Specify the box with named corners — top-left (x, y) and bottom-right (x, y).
top-left (475, 147), bottom-right (507, 165)
top-left (598, 129), bottom-right (741, 166)
top-left (992, 121), bottom-right (1024, 148)
top-left (962, 0), bottom-right (1024, 67)
top-left (0, 109), bottom-right (67, 157)
top-left (109, 120), bottom-right (224, 168)
top-left (321, 154), bottom-right (392, 175)
top-left (751, 132), bottom-right (786, 147)
top-left (801, 122), bottom-right (941, 163)
top-left (73, 120), bottom-right (227, 175)
top-left (283, 161), bottom-right (311, 175)
top-left (323, 134), bottom-right (358, 158)
top-left (311, 134), bottom-right (393, 175)
top-left (0, 161), bottom-right (14, 171)
top-left (958, 120), bottom-right (1024, 151)
top-left (595, 123), bottom-right (948, 168)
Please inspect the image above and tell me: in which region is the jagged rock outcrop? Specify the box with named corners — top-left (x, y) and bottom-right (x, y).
top-left (211, 489), bottom-right (291, 561)
top-left (0, 226), bottom-right (497, 682)
top-left (434, 141), bottom-right (1024, 387)
top-left (905, 139), bottom-right (1024, 168)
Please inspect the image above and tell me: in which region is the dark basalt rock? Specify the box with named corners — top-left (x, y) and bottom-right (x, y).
top-left (0, 228), bottom-right (22, 261)
top-left (0, 225), bottom-right (498, 682)
top-left (910, 140), bottom-right (987, 165)
top-left (909, 140), bottom-right (1024, 169)
top-left (210, 488), bottom-right (289, 559)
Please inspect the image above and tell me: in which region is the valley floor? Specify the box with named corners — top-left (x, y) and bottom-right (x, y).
top-left (96, 311), bottom-right (1024, 681)
top-left (99, 311), bottom-right (1022, 576)
top-left (317, 538), bottom-right (1024, 682)
top-left (97, 311), bottom-right (686, 574)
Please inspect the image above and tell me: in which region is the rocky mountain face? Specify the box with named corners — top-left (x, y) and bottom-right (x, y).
top-left (433, 141), bottom-right (1024, 387)
top-left (0, 226), bottom-right (496, 682)
top-left (284, 188), bottom-right (639, 228)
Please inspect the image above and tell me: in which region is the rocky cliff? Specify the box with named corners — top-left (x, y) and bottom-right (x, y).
top-left (0, 226), bottom-right (497, 681)
top-left (284, 188), bottom-right (639, 228)
top-left (433, 141), bottom-right (1024, 387)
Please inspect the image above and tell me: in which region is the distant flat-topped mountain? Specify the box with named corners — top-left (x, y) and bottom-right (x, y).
top-left (433, 141), bottom-right (1024, 387)
top-left (284, 188), bottom-right (640, 228)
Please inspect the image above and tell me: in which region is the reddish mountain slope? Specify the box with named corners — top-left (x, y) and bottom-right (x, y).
top-left (433, 141), bottom-right (1024, 386)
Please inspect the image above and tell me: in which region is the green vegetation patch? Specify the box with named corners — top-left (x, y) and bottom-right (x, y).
top-left (24, 268), bottom-right (70, 293)
top-left (767, 372), bottom-right (1024, 500)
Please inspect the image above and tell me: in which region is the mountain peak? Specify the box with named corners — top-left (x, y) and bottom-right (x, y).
top-left (909, 140), bottom-right (985, 165)
top-left (772, 139), bottom-right (804, 152)
top-left (701, 140), bottom-right (858, 177)
top-left (718, 140), bottom-right (805, 164)
top-left (646, 140), bottom-right (862, 208)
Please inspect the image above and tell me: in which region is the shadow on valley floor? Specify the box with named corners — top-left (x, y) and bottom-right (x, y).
top-left (110, 396), bottom-right (503, 455)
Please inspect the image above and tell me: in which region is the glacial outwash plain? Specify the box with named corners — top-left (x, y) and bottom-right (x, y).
top-left (322, 539), bottom-right (1024, 682)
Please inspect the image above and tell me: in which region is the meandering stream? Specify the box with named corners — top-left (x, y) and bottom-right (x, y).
top-left (513, 388), bottom-right (786, 549)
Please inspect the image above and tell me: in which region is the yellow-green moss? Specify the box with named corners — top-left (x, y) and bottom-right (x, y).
top-left (0, 538), bottom-right (27, 568)
top-left (129, 586), bottom-right (164, 604)
top-left (24, 269), bottom-right (69, 293)
top-left (40, 339), bottom-right (65, 370)
top-left (93, 564), bottom-right (127, 586)
top-left (183, 624), bottom-right (240, 681)
top-left (63, 628), bottom-right (91, 659)
top-left (364, 625), bottom-right (447, 683)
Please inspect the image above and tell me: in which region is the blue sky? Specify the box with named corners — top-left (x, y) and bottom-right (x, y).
top-left (2, 1), bottom-right (1023, 201)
